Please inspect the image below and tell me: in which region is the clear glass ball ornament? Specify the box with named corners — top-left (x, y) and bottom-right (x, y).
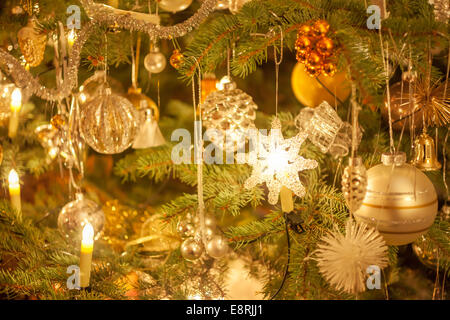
top-left (57, 193), bottom-right (105, 243)
top-left (201, 76), bottom-right (258, 151)
top-left (159, 0), bottom-right (193, 13)
top-left (78, 70), bottom-right (125, 105)
top-left (181, 237), bottom-right (204, 261)
top-left (206, 235), bottom-right (228, 259)
top-left (80, 88), bottom-right (141, 154)
top-left (144, 48), bottom-right (167, 74)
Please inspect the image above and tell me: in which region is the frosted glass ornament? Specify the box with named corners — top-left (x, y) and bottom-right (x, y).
top-left (132, 109), bottom-right (166, 149)
top-left (144, 48), bottom-right (167, 74)
top-left (80, 88), bottom-right (140, 154)
top-left (354, 152), bottom-right (438, 246)
top-left (57, 193), bottom-right (105, 243)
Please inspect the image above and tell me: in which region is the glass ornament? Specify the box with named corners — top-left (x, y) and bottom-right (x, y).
top-left (354, 152), bottom-right (438, 246)
top-left (201, 76), bottom-right (258, 151)
top-left (206, 235), bottom-right (228, 259)
top-left (80, 88), bottom-right (140, 154)
top-left (295, 101), bottom-right (361, 158)
top-left (177, 220), bottom-right (195, 238)
top-left (341, 156), bottom-right (367, 212)
top-left (228, 0), bottom-right (251, 14)
top-left (79, 71), bottom-right (125, 105)
top-left (144, 48), bottom-right (167, 74)
top-left (57, 193), bottom-right (105, 243)
top-left (181, 237), bottom-right (204, 261)
top-left (159, 0), bottom-right (193, 13)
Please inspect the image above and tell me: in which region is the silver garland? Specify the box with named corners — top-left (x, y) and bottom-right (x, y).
top-left (0, 0), bottom-right (218, 102)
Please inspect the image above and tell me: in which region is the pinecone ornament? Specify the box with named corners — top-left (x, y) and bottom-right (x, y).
top-left (17, 18), bottom-right (47, 67)
top-left (201, 76), bottom-right (257, 151)
top-left (341, 156), bottom-right (367, 212)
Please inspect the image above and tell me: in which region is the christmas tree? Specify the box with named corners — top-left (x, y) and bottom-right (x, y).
top-left (0, 0), bottom-right (449, 300)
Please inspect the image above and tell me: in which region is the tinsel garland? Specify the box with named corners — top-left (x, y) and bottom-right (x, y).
top-left (0, 0), bottom-right (218, 102)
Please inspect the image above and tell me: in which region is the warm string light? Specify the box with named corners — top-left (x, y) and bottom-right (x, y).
top-left (67, 29), bottom-right (77, 48)
top-left (8, 88), bottom-right (22, 138)
top-left (8, 169), bottom-right (21, 216)
top-left (79, 222), bottom-right (94, 288)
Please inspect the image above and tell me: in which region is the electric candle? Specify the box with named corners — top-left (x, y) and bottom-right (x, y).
top-left (8, 169), bottom-right (21, 214)
top-left (8, 88), bottom-right (21, 138)
top-left (67, 29), bottom-right (76, 49)
top-left (79, 222), bottom-right (94, 288)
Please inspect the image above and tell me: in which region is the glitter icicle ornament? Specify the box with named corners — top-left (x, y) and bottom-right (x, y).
top-left (202, 76), bottom-right (258, 151)
top-left (80, 88), bottom-right (140, 154)
top-left (313, 219), bottom-right (388, 294)
top-left (341, 157), bottom-right (367, 213)
top-left (17, 18), bottom-right (47, 67)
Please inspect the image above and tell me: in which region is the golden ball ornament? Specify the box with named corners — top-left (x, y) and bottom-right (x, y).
top-left (312, 20), bottom-right (330, 37)
top-left (125, 87), bottom-right (159, 121)
top-left (159, 0), bottom-right (193, 13)
top-left (296, 49), bottom-right (310, 64)
top-left (169, 49), bottom-right (184, 69)
top-left (382, 81), bottom-right (423, 131)
top-left (316, 37), bottom-right (334, 57)
top-left (295, 35), bottom-right (313, 52)
top-left (298, 24), bottom-right (313, 37)
top-left (354, 152), bottom-right (438, 246)
top-left (291, 63), bottom-right (351, 107)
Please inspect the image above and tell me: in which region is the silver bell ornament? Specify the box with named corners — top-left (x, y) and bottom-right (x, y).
top-left (354, 152), bottom-right (438, 246)
top-left (181, 237), bottom-right (204, 261)
top-left (80, 87), bottom-right (141, 154)
top-left (206, 235), bottom-right (229, 259)
top-left (57, 193), bottom-right (105, 243)
top-left (341, 156), bottom-right (367, 213)
top-left (132, 108), bottom-right (166, 149)
top-left (144, 47), bottom-right (167, 74)
top-left (201, 76), bottom-right (258, 151)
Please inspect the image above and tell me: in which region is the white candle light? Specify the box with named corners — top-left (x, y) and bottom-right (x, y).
top-left (8, 88), bottom-right (22, 138)
top-left (79, 222), bottom-right (94, 288)
top-left (8, 169), bottom-right (21, 214)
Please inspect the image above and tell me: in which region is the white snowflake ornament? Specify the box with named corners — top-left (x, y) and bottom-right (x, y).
top-left (244, 118), bottom-right (318, 205)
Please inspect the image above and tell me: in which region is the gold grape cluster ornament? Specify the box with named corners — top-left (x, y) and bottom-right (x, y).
top-left (295, 20), bottom-right (337, 77)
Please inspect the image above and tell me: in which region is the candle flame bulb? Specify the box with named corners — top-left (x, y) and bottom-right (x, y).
top-left (8, 169), bottom-right (21, 215)
top-left (68, 29), bottom-right (76, 47)
top-left (10, 88), bottom-right (22, 112)
top-left (80, 221), bottom-right (94, 288)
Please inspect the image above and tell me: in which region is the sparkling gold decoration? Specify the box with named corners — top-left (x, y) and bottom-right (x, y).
top-left (291, 63), bottom-right (351, 108)
top-left (314, 219), bottom-right (388, 294)
top-left (382, 79), bottom-right (450, 130)
top-left (341, 157), bottom-right (367, 213)
top-left (411, 130), bottom-right (442, 171)
top-left (244, 118), bottom-right (318, 205)
top-left (169, 49), bottom-right (184, 69)
top-left (80, 88), bottom-right (141, 154)
top-left (17, 18), bottom-right (47, 67)
top-left (295, 20), bottom-right (337, 77)
top-left (354, 152), bottom-right (438, 246)
top-left (201, 76), bottom-right (258, 150)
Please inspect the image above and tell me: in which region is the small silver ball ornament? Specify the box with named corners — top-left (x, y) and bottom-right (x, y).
top-left (206, 235), bottom-right (228, 259)
top-left (181, 237), bottom-right (204, 261)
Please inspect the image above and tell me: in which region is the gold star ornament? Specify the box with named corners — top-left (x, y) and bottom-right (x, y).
top-left (244, 118), bottom-right (318, 205)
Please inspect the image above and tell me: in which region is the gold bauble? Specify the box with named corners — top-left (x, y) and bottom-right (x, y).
top-left (169, 49), bottom-right (184, 69)
top-left (291, 63), bottom-right (350, 108)
top-left (354, 152), bottom-right (438, 246)
top-left (125, 87), bottom-right (159, 121)
top-left (17, 18), bottom-right (47, 67)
